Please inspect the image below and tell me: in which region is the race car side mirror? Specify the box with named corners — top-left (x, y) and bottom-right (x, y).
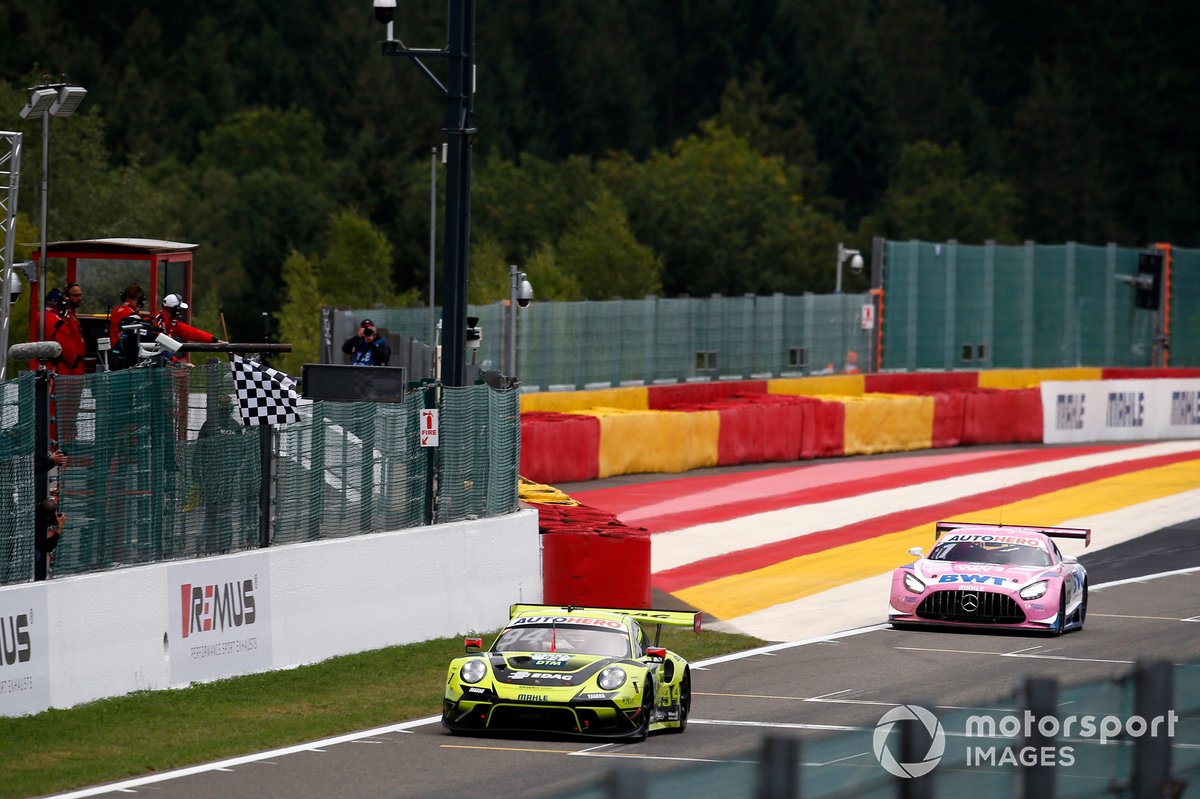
top-left (464, 637), bottom-right (483, 653)
top-left (1062, 556), bottom-right (1078, 564)
top-left (646, 647), bottom-right (666, 660)
top-left (908, 547), bottom-right (924, 558)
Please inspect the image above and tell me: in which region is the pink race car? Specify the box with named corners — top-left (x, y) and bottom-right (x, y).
top-left (888, 521), bottom-right (1090, 634)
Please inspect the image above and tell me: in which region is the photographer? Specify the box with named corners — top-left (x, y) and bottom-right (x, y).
top-left (342, 318), bottom-right (391, 366)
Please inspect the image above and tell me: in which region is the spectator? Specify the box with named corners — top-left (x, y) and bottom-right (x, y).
top-left (342, 318), bottom-right (391, 366)
top-left (195, 395), bottom-right (240, 554)
top-left (34, 499), bottom-right (65, 581)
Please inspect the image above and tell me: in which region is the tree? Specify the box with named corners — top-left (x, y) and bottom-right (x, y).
top-left (600, 123), bottom-right (847, 295)
top-left (860, 141), bottom-right (1021, 244)
top-left (556, 190), bottom-right (662, 299)
top-left (274, 249), bottom-right (322, 376)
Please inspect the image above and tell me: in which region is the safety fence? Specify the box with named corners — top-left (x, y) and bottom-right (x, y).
top-left (880, 241), bottom-right (1200, 372)
top-left (332, 241), bottom-right (1200, 392)
top-left (550, 659), bottom-right (1199, 799)
top-left (329, 293), bottom-right (874, 391)
top-left (0, 362), bottom-right (521, 586)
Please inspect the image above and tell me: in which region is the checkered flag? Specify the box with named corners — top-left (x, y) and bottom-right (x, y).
top-left (229, 355), bottom-right (300, 427)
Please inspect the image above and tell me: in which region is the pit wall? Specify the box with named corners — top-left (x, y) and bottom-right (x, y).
top-left (519, 367), bottom-right (1200, 483)
top-left (0, 509), bottom-right (541, 717)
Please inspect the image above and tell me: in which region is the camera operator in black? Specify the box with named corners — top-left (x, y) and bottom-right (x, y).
top-left (342, 318), bottom-right (391, 366)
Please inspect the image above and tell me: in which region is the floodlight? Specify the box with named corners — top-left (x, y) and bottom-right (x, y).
top-left (49, 86), bottom-right (87, 117)
top-left (19, 89), bottom-right (57, 120)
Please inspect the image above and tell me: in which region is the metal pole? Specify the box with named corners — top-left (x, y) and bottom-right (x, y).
top-left (603, 765), bottom-right (647, 799)
top-left (1131, 660), bottom-right (1174, 799)
top-left (1021, 676), bottom-right (1058, 799)
top-left (756, 735), bottom-right (801, 799)
top-left (38, 112), bottom-right (48, 343)
top-left (0, 131), bottom-right (22, 381)
top-left (504, 264), bottom-right (517, 378)
top-left (429, 146), bottom-right (437, 348)
top-left (439, 0), bottom-right (476, 388)
top-left (258, 426), bottom-right (272, 548)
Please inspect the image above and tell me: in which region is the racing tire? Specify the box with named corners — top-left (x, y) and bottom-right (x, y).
top-left (668, 669), bottom-right (691, 734)
top-left (1053, 588), bottom-right (1067, 636)
top-left (632, 677), bottom-right (655, 741)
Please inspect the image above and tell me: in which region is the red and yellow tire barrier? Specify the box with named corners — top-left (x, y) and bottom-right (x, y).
top-left (589, 407), bottom-right (721, 478)
top-left (534, 501), bottom-right (651, 609)
top-left (978, 367), bottom-right (1101, 389)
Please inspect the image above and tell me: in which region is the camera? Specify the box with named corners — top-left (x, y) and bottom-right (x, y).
top-left (374, 0), bottom-right (396, 24)
top-left (849, 253), bottom-right (864, 274)
top-left (516, 276), bottom-right (534, 308)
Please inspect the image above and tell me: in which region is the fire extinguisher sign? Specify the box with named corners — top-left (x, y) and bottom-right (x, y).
top-left (420, 409), bottom-right (439, 447)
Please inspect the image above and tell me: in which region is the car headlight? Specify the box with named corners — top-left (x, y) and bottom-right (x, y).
top-left (1019, 581), bottom-right (1048, 601)
top-left (459, 659), bottom-right (487, 684)
top-left (903, 572), bottom-right (926, 594)
top-left (598, 666), bottom-right (627, 691)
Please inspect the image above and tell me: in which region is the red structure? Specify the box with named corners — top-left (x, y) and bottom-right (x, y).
top-left (31, 238), bottom-right (197, 372)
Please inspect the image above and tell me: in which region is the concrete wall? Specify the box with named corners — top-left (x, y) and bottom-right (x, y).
top-left (0, 509), bottom-right (541, 716)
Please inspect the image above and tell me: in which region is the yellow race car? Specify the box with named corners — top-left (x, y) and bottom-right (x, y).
top-left (442, 604), bottom-right (701, 740)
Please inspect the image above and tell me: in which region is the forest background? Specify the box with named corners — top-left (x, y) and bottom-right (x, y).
top-left (2, 0), bottom-right (1197, 373)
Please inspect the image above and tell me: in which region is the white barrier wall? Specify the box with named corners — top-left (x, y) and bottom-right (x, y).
top-left (1042, 379), bottom-right (1200, 443)
top-left (0, 509), bottom-right (540, 716)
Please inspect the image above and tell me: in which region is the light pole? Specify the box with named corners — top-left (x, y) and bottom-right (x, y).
top-left (376, 0), bottom-right (476, 387)
top-left (835, 242), bottom-right (863, 295)
top-left (19, 79), bottom-right (87, 343)
top-left (503, 264), bottom-right (532, 382)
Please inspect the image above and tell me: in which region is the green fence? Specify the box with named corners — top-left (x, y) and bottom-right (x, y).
top-left (336, 293), bottom-right (874, 391)
top-left (0, 373), bottom-right (35, 584)
top-left (880, 241), bottom-right (1200, 372)
top-left (337, 241), bottom-right (1199, 389)
top-left (0, 363), bottom-right (520, 585)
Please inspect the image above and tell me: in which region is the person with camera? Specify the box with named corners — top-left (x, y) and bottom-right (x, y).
top-left (342, 318), bottom-right (391, 366)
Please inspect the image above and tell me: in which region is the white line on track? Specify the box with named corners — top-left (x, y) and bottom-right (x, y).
top-left (692, 718), bottom-right (864, 732)
top-left (893, 646), bottom-right (1134, 664)
top-left (44, 564), bottom-right (1199, 798)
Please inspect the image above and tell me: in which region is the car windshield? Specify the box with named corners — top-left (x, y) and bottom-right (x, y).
top-left (492, 624), bottom-right (631, 658)
top-left (928, 541), bottom-right (1052, 567)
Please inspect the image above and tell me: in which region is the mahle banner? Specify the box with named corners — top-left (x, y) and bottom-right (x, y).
top-left (1042, 379), bottom-right (1200, 443)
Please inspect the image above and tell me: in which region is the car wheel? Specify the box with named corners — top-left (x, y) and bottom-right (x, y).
top-left (669, 669), bottom-right (691, 733)
top-left (633, 677), bottom-right (655, 741)
top-left (1053, 588), bottom-right (1066, 636)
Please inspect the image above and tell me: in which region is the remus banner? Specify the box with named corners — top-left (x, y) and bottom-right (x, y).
top-left (168, 554), bottom-right (272, 686)
top-left (0, 585), bottom-right (50, 716)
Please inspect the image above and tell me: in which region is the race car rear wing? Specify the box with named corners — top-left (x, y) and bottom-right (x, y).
top-left (934, 521), bottom-right (1091, 547)
top-left (509, 604), bottom-right (703, 634)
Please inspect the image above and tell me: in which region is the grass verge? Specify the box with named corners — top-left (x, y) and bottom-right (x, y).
top-left (0, 626), bottom-right (765, 799)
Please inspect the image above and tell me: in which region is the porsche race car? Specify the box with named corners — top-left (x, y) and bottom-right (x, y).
top-left (888, 521), bottom-right (1089, 634)
top-left (442, 604), bottom-right (700, 739)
